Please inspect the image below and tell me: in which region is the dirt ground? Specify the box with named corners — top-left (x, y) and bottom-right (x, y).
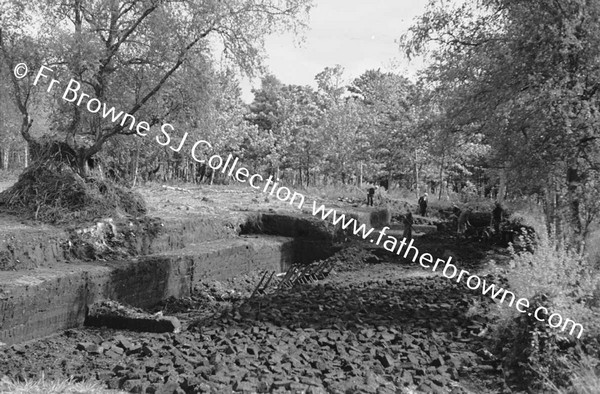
top-left (0, 245), bottom-right (508, 394)
top-left (0, 180), bottom-right (14, 194)
top-left (0, 178), bottom-right (510, 393)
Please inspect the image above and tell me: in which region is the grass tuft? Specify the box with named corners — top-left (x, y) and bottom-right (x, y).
top-left (0, 375), bottom-right (126, 394)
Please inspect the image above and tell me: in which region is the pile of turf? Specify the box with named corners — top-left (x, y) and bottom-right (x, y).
top-left (0, 162), bottom-right (146, 224)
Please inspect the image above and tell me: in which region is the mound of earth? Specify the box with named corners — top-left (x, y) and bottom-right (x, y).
top-left (0, 162), bottom-right (146, 224)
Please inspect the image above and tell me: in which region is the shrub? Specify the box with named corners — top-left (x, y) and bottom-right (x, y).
top-left (490, 224), bottom-right (600, 392)
top-left (568, 350), bottom-right (600, 394)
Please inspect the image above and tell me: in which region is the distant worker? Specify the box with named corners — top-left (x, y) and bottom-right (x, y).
top-left (403, 211), bottom-right (414, 240)
top-left (452, 205), bottom-right (461, 218)
top-left (418, 193), bottom-right (428, 216)
top-left (491, 202), bottom-right (504, 234)
top-left (457, 207), bottom-right (472, 235)
top-left (447, 204), bottom-right (461, 232)
top-left (367, 187), bottom-right (375, 206)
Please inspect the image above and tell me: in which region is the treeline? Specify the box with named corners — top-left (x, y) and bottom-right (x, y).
top-left (0, 65), bottom-right (28, 171)
top-left (0, 0), bottom-right (498, 200)
top-left (5, 0), bottom-right (599, 244)
top-left (2, 63), bottom-right (494, 198)
top-left (402, 0), bottom-right (600, 243)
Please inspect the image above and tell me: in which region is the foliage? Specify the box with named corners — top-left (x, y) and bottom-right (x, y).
top-left (567, 350), bottom-right (600, 394)
top-left (401, 0), bottom-right (600, 240)
top-left (490, 222), bottom-right (600, 391)
top-left (0, 0), bottom-right (312, 173)
top-left (246, 68), bottom-right (426, 189)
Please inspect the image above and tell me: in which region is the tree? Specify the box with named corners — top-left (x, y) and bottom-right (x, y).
top-left (245, 74), bottom-right (285, 175)
top-left (402, 0), bottom-right (600, 242)
top-left (0, 0), bottom-right (312, 174)
top-left (315, 64), bottom-right (346, 100)
top-left (278, 84), bottom-right (326, 186)
top-left (349, 69), bottom-right (416, 190)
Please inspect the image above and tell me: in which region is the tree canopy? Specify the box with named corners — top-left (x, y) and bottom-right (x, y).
top-left (401, 0), bottom-right (600, 241)
top-left (0, 0), bottom-right (312, 172)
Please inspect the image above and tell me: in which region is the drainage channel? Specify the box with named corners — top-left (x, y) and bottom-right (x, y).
top-left (0, 209), bottom-right (360, 346)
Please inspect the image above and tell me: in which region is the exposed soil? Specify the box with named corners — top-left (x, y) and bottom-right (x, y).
top-left (0, 238), bottom-right (509, 394)
top-left (0, 178), bottom-right (512, 393)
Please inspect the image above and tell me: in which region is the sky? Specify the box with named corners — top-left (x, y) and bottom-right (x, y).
top-left (239, 0), bottom-right (430, 102)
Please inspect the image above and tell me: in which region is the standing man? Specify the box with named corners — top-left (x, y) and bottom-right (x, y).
top-left (457, 207), bottom-right (472, 236)
top-left (491, 201), bottom-right (504, 234)
top-left (367, 186), bottom-right (375, 206)
top-left (418, 193), bottom-right (428, 216)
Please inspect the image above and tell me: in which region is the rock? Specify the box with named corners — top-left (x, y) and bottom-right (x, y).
top-left (306, 386), bottom-right (327, 394)
top-left (106, 377), bottom-right (121, 390)
top-left (96, 370), bottom-right (113, 380)
top-left (113, 335), bottom-right (134, 350)
top-left (104, 349), bottom-right (121, 358)
top-left (142, 344), bottom-right (158, 357)
top-left (407, 354), bottom-right (420, 365)
top-left (377, 353), bottom-right (395, 369)
top-left (380, 332), bottom-right (395, 342)
top-left (156, 381), bottom-right (180, 394)
top-left (122, 379), bottom-right (143, 393)
top-left (76, 342), bottom-right (104, 354)
top-left (401, 370), bottom-right (414, 386)
top-left (272, 380), bottom-right (292, 389)
top-left (11, 345), bottom-right (26, 354)
top-left (126, 369), bottom-right (143, 379)
top-left (86, 301), bottom-right (181, 333)
top-left (431, 356), bottom-right (445, 367)
top-left (147, 371), bottom-right (163, 383)
top-left (233, 381), bottom-right (256, 392)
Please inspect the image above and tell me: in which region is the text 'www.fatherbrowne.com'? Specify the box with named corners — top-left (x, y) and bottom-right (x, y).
top-left (18, 63), bottom-right (585, 339)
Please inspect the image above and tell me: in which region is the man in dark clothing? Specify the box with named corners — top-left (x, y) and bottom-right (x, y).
top-left (418, 193), bottom-right (428, 216)
top-left (458, 207), bottom-right (472, 235)
top-left (452, 205), bottom-right (461, 217)
top-left (491, 202), bottom-right (504, 234)
top-left (367, 187), bottom-right (375, 206)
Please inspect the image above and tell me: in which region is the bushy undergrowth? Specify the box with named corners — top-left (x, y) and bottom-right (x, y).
top-left (490, 217), bottom-right (600, 392)
top-left (0, 162), bottom-right (146, 224)
top-left (0, 374), bottom-right (125, 394)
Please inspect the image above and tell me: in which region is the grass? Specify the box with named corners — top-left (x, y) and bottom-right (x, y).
top-left (568, 352), bottom-right (600, 394)
top-left (0, 375), bottom-right (126, 394)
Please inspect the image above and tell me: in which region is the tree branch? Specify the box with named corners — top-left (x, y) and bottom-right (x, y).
top-left (86, 28), bottom-right (213, 157)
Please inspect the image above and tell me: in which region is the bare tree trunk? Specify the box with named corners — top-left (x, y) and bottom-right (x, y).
top-left (566, 163), bottom-right (582, 240)
top-left (305, 166), bottom-right (310, 187)
top-left (498, 164), bottom-right (507, 203)
top-left (2, 146), bottom-right (9, 170)
top-left (438, 153), bottom-right (444, 200)
top-left (414, 150), bottom-right (419, 199)
top-left (359, 161), bottom-right (363, 188)
top-left (555, 182), bottom-right (562, 242)
top-left (132, 140), bottom-right (141, 187)
top-left (544, 183), bottom-right (553, 236)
